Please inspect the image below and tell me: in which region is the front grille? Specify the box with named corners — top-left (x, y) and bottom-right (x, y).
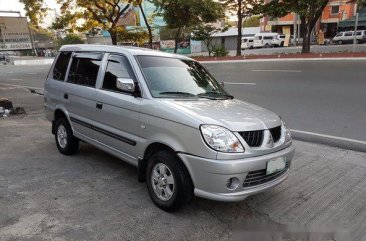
top-left (269, 126), bottom-right (282, 143)
top-left (243, 162), bottom-right (290, 188)
top-left (239, 130), bottom-right (264, 147)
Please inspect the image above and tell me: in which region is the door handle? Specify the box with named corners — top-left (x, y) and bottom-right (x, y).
top-left (64, 93), bottom-right (68, 99)
top-left (96, 103), bottom-right (103, 109)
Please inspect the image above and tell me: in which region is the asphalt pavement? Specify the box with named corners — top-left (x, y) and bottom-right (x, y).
top-left (203, 60), bottom-right (366, 149)
top-left (1, 101), bottom-right (366, 240)
top-left (1, 60), bottom-right (365, 150)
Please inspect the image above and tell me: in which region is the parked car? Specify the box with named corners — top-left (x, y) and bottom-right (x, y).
top-left (253, 33), bottom-right (279, 48)
top-left (333, 30), bottom-right (366, 44)
top-left (44, 45), bottom-right (295, 211)
top-left (271, 34), bottom-right (303, 47)
top-left (241, 37), bottom-right (254, 50)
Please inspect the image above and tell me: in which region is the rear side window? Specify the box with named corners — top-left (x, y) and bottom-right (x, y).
top-left (102, 55), bottom-right (134, 92)
top-left (67, 54), bottom-right (101, 87)
top-left (345, 32), bottom-right (353, 36)
top-left (264, 36), bottom-right (274, 40)
top-left (53, 52), bottom-right (71, 81)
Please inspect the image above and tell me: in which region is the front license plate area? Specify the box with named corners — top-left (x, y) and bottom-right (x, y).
top-left (266, 157), bottom-right (286, 175)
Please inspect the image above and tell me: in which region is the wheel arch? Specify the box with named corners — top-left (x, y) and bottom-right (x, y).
top-left (138, 142), bottom-right (192, 184)
top-left (52, 108), bottom-right (71, 135)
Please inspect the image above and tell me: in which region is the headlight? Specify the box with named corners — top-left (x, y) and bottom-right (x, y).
top-left (200, 125), bottom-right (244, 153)
top-left (281, 120), bottom-right (292, 143)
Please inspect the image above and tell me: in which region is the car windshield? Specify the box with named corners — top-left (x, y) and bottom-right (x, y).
top-left (136, 56), bottom-right (232, 99)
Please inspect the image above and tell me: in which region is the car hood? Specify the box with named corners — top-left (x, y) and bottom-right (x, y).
top-left (160, 99), bottom-right (281, 131)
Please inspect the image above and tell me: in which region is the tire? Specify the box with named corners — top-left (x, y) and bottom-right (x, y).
top-left (264, 43), bottom-right (270, 48)
top-left (338, 40), bottom-right (343, 45)
top-left (146, 150), bottom-right (193, 212)
top-left (54, 118), bottom-right (79, 155)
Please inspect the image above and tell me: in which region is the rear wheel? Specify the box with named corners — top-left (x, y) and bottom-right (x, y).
top-left (146, 150), bottom-right (193, 212)
top-left (55, 118), bottom-right (79, 155)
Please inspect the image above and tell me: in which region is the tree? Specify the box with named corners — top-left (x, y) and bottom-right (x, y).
top-left (136, 0), bottom-right (153, 48)
top-left (151, 0), bottom-right (224, 53)
top-left (192, 25), bottom-right (228, 57)
top-left (243, 16), bottom-right (260, 27)
top-left (254, 0), bottom-right (330, 53)
top-left (117, 27), bottom-right (149, 45)
top-left (55, 0), bottom-right (137, 45)
top-left (220, 0), bottom-right (261, 56)
top-left (56, 34), bottom-right (84, 49)
top-left (20, 0), bottom-right (48, 28)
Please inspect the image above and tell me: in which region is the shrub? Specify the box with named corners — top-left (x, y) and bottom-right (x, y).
top-left (212, 46), bottom-right (229, 57)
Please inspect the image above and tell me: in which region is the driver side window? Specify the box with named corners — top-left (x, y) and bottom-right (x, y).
top-left (102, 55), bottom-right (134, 92)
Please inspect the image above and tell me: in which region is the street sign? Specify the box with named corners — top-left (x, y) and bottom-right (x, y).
top-left (0, 16), bottom-right (32, 51)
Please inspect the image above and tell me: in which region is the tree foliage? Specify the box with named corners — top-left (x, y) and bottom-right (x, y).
top-left (243, 16), bottom-right (260, 27)
top-left (219, 0), bottom-right (261, 56)
top-left (151, 0), bottom-right (225, 53)
top-left (192, 25), bottom-right (228, 56)
top-left (56, 34), bottom-right (84, 49)
top-left (20, 0), bottom-right (48, 28)
top-left (54, 0), bottom-right (136, 45)
top-left (253, 0), bottom-right (330, 53)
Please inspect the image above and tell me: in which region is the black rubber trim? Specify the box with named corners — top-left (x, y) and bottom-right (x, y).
top-left (70, 117), bottom-right (136, 146)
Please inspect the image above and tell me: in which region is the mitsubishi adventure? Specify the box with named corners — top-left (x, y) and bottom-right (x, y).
top-left (44, 45), bottom-right (295, 211)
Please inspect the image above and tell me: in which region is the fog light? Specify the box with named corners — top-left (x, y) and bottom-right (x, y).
top-left (226, 177), bottom-right (240, 190)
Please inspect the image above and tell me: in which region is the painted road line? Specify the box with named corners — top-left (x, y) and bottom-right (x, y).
top-left (252, 70), bottom-right (302, 73)
top-left (224, 82), bottom-right (257, 85)
top-left (10, 78), bottom-right (23, 81)
top-left (0, 83), bottom-right (43, 90)
top-left (292, 129), bottom-right (366, 145)
top-left (28, 73), bottom-right (38, 75)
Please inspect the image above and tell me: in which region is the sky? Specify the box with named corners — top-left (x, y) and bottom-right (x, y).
top-left (0, 0), bottom-right (60, 26)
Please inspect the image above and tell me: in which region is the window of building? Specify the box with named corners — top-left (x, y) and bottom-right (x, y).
top-left (102, 55), bottom-right (134, 92)
top-left (67, 53), bottom-right (102, 87)
top-left (53, 52), bottom-right (71, 81)
top-left (331, 6), bottom-right (340, 15)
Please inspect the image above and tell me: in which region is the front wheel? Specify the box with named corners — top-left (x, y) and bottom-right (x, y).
top-left (338, 40), bottom-right (343, 45)
top-left (146, 150), bottom-right (193, 212)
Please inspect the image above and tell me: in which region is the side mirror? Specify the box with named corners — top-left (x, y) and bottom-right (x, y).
top-left (116, 78), bottom-right (135, 93)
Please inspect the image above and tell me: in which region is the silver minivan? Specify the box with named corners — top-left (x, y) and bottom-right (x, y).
top-left (44, 45), bottom-right (295, 211)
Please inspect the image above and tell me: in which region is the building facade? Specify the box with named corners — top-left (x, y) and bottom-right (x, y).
top-left (261, 0), bottom-right (358, 38)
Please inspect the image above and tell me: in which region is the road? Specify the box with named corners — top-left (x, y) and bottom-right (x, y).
top-left (1, 60), bottom-right (365, 146)
top-left (204, 60), bottom-right (366, 145)
top-left (188, 43), bottom-right (366, 56)
top-left (1, 109), bottom-right (366, 240)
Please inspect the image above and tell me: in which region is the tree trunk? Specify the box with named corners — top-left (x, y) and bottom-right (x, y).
top-left (110, 29), bottom-right (118, 45)
top-left (300, 16), bottom-right (306, 38)
top-left (139, 3), bottom-right (153, 49)
top-left (236, 0), bottom-right (243, 56)
top-left (174, 27), bottom-right (182, 53)
top-left (302, 24), bottom-right (312, 53)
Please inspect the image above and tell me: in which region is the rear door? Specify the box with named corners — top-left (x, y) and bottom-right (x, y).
top-left (45, 51), bottom-right (72, 114)
top-left (94, 53), bottom-right (142, 162)
top-left (63, 52), bottom-right (103, 139)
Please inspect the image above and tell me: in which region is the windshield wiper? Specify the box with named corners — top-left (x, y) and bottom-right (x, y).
top-left (197, 91), bottom-right (234, 100)
top-left (159, 91), bottom-right (197, 97)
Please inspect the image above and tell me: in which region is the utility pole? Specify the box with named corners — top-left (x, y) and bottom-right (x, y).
top-left (353, 12), bottom-right (359, 53)
top-left (293, 13), bottom-right (297, 46)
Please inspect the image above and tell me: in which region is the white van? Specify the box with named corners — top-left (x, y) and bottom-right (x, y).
top-left (253, 33), bottom-right (279, 48)
top-left (241, 37), bottom-right (254, 50)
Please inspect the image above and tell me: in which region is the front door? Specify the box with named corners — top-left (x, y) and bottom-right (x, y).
top-left (94, 54), bottom-right (142, 163)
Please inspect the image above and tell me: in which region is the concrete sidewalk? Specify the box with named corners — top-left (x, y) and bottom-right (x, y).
top-left (0, 89), bottom-right (366, 240)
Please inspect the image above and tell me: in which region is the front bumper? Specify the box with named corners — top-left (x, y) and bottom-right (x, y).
top-left (178, 144), bottom-right (295, 202)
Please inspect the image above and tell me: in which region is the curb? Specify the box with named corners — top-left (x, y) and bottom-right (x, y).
top-left (200, 57), bottom-right (366, 64)
top-left (13, 58), bottom-right (55, 66)
top-left (292, 130), bottom-right (366, 153)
